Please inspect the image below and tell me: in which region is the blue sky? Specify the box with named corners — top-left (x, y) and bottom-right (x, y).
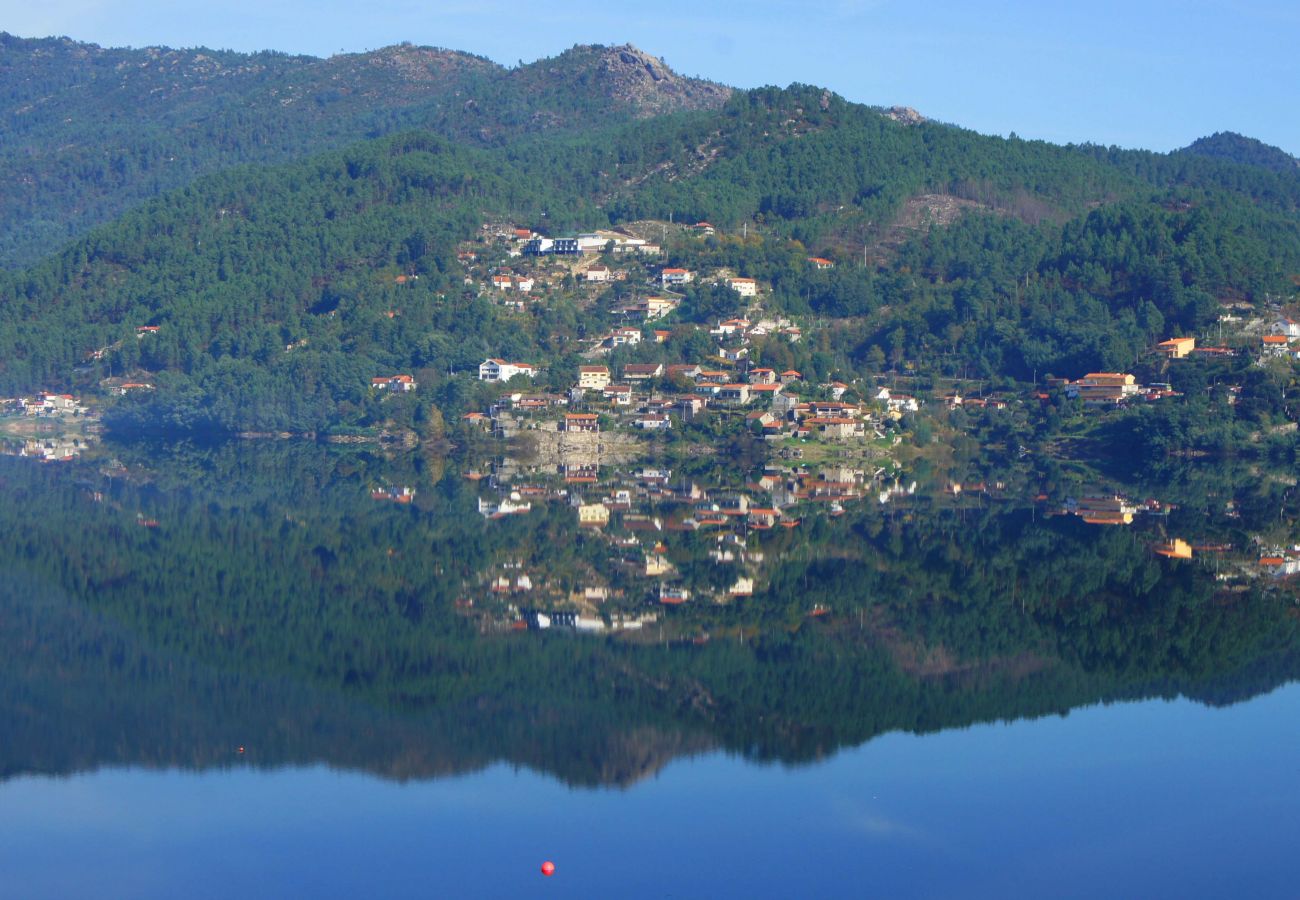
top-left (6, 0), bottom-right (1299, 155)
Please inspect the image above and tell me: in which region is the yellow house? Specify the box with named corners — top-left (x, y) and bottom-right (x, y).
top-left (1156, 337), bottom-right (1195, 359)
top-left (645, 554), bottom-right (673, 576)
top-left (578, 366), bottom-right (611, 390)
top-left (578, 503), bottom-right (610, 527)
top-left (1154, 539), bottom-right (1193, 559)
top-left (728, 277), bottom-right (758, 297)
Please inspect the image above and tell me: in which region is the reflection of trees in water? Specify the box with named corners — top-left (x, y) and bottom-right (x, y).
top-left (0, 442), bottom-right (1295, 786)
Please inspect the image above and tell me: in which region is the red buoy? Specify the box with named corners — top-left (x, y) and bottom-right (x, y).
top-left (237, 746), bottom-right (245, 754)
top-left (541, 861), bottom-right (555, 877)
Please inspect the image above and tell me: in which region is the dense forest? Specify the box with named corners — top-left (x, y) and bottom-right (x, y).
top-left (1, 445), bottom-right (1295, 786)
top-left (1178, 131), bottom-right (1300, 175)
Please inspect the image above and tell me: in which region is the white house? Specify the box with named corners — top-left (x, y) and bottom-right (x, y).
top-left (874, 387), bottom-right (919, 413)
top-left (610, 237), bottom-right (646, 254)
top-left (710, 318), bottom-right (751, 337)
top-left (661, 268), bottom-right (693, 286)
top-left (372, 374), bottom-right (417, 392)
top-left (1261, 335), bottom-right (1293, 357)
top-left (635, 413), bottom-right (672, 430)
top-left (479, 359), bottom-right (538, 382)
top-left (491, 273), bottom-right (533, 292)
top-left (602, 384), bottom-right (633, 406)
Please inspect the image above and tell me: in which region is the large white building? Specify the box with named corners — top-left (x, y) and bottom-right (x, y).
top-left (479, 359), bottom-right (538, 382)
top-left (524, 237), bottom-right (580, 256)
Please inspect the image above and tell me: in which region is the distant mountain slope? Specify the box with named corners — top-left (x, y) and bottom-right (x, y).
top-left (1178, 131), bottom-right (1299, 174)
top-left (0, 34), bottom-right (730, 267)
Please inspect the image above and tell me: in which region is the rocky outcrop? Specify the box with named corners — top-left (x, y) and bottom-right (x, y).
top-left (884, 105), bottom-right (926, 126)
top-left (514, 43), bottom-right (732, 118)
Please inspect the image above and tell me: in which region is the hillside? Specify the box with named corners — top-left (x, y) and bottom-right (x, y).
top-left (0, 34), bottom-right (729, 267)
top-left (1179, 131), bottom-right (1300, 175)
top-left (2, 65), bottom-right (1299, 438)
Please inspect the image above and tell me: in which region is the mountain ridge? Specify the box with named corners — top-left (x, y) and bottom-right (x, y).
top-left (0, 33), bottom-right (730, 267)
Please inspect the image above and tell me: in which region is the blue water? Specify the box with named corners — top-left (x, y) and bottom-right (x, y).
top-left (4, 685), bottom-right (1297, 899)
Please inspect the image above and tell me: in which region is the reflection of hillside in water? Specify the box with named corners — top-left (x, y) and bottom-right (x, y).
top-left (0, 442), bottom-right (1297, 787)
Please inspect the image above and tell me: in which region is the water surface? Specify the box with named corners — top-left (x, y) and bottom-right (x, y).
top-left (2, 442), bottom-right (1297, 896)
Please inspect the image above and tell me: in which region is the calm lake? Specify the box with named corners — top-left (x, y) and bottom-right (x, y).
top-left (1, 440), bottom-right (1297, 897)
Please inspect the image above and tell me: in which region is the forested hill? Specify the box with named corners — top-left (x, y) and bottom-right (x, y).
top-left (2, 78), bottom-right (1299, 435)
top-left (1179, 132), bottom-right (1300, 175)
top-left (0, 34), bottom-right (729, 267)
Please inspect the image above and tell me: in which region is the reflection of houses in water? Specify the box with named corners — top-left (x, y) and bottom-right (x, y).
top-left (604, 488), bottom-right (634, 511)
top-left (490, 573), bottom-right (534, 593)
top-left (1154, 539), bottom-right (1193, 559)
top-left (798, 479), bottom-right (863, 503)
top-left (564, 463), bottom-right (600, 484)
top-left (728, 577), bottom-right (755, 597)
top-left (623, 514), bottom-right (663, 534)
top-left (469, 456), bottom-right (885, 632)
top-left (521, 608), bottom-right (656, 632)
top-left (879, 480), bottom-right (917, 505)
top-left (1066, 495), bottom-right (1136, 525)
top-left (1061, 495), bottom-right (1171, 526)
top-left (578, 503), bottom-right (610, 527)
top-left (1258, 554), bottom-right (1300, 577)
top-left (659, 585), bottom-right (691, 604)
top-left (644, 554), bottom-right (673, 576)
top-left (477, 494), bottom-right (533, 519)
top-left (638, 468), bottom-right (672, 487)
top-left (15, 438), bottom-right (89, 462)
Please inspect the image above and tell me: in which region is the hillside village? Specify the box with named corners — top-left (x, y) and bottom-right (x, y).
top-left (361, 218), bottom-right (1300, 451)
top-left (6, 219), bottom-right (1300, 457)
